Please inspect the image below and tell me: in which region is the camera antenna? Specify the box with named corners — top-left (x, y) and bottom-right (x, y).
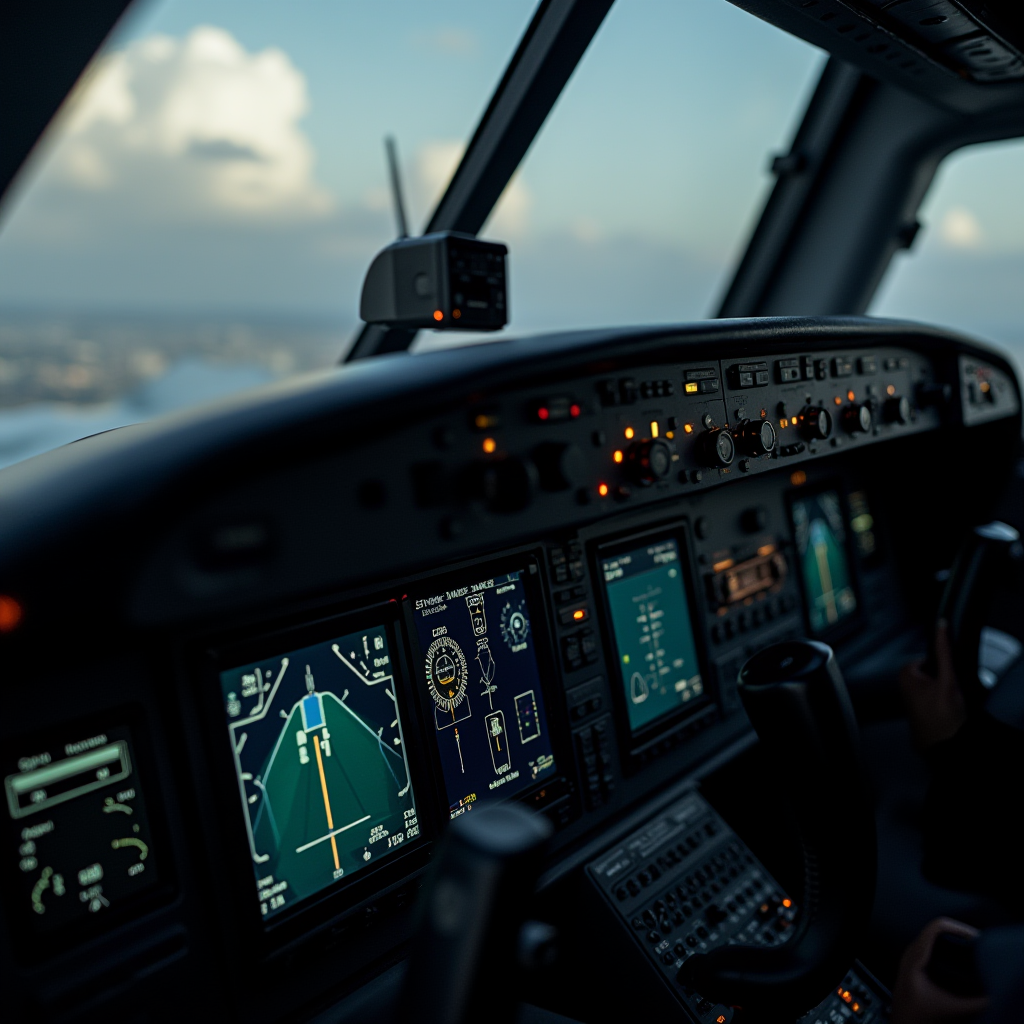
top-left (384, 135), bottom-right (409, 239)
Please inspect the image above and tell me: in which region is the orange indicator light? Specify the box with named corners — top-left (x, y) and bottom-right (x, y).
top-left (717, 1017), bottom-right (727, 1024)
top-left (453, 309), bottom-right (461, 319)
top-left (780, 418), bottom-right (789, 429)
top-left (852, 1004), bottom-right (861, 1014)
top-left (712, 558), bottom-right (735, 573)
top-left (782, 898), bottom-right (792, 908)
top-left (760, 408), bottom-right (767, 418)
top-left (666, 431), bottom-right (674, 439)
top-left (757, 544), bottom-right (776, 557)
top-left (570, 403), bottom-right (581, 418)
top-left (980, 381), bottom-right (991, 392)
top-left (482, 437), bottom-right (497, 454)
top-left (573, 609), bottom-right (586, 621)
top-left (650, 421), bottom-right (659, 438)
top-left (842, 990), bottom-right (852, 1004)
top-left (685, 382), bottom-right (699, 394)
top-left (433, 309), bottom-right (443, 322)
top-left (887, 384), bottom-right (896, 396)
top-left (0, 595), bottom-right (23, 633)
top-left (613, 450), bottom-right (624, 464)
top-left (847, 389), bottom-right (856, 402)
top-left (834, 396), bottom-right (842, 406)
top-left (598, 483), bottom-right (609, 497)
top-left (683, 423), bottom-right (694, 434)
top-left (624, 426), bottom-right (634, 440)
top-left (790, 470), bottom-right (807, 486)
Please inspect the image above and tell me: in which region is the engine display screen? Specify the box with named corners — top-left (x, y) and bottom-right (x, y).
top-left (790, 488), bottom-right (858, 634)
top-left (412, 569), bottom-right (557, 818)
top-left (600, 537), bottom-right (706, 737)
top-left (220, 623), bottom-right (418, 922)
top-left (3, 721), bottom-right (161, 940)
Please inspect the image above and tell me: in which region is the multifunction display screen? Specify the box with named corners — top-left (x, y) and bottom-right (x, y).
top-left (412, 569), bottom-right (557, 818)
top-left (3, 722), bottom-right (160, 938)
top-left (220, 624), bottom-right (418, 921)
top-left (790, 488), bottom-right (858, 634)
top-left (600, 537), bottom-right (705, 736)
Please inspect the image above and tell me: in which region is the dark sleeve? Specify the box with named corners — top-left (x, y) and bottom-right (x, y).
top-left (920, 713), bottom-right (1024, 910)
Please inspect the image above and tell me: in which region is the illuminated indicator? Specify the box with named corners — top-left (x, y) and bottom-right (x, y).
top-left (650, 421), bottom-right (659, 438)
top-left (683, 423), bottom-right (694, 434)
top-left (760, 408), bottom-right (767, 418)
top-left (886, 384), bottom-right (896, 396)
top-left (757, 544), bottom-right (775, 557)
top-left (665, 431), bottom-right (674, 439)
top-left (790, 470), bottom-right (807, 486)
top-left (598, 483), bottom-right (609, 497)
top-left (0, 595), bottom-right (23, 633)
top-left (712, 558), bottom-right (735, 573)
top-left (782, 898), bottom-right (792, 908)
top-left (452, 309), bottom-right (461, 319)
top-left (685, 382), bottom-right (699, 394)
top-left (474, 413), bottom-right (498, 429)
top-left (433, 310), bottom-right (443, 322)
top-left (572, 609), bottom-right (586, 621)
top-left (852, 1004), bottom-right (861, 1014)
top-left (834, 396), bottom-right (842, 406)
top-left (613, 450), bottom-right (624, 464)
top-left (980, 381), bottom-right (991, 393)
top-left (717, 1017), bottom-right (727, 1024)
top-left (847, 390), bottom-right (855, 402)
top-left (570, 403), bottom-right (581, 418)
top-left (780, 418), bottom-right (789, 429)
top-left (537, 407), bottom-right (550, 421)
top-left (482, 438), bottom-right (497, 454)
top-left (624, 426), bottom-right (635, 440)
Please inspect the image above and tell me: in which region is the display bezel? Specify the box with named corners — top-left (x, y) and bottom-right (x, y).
top-left (0, 706), bottom-right (175, 961)
top-left (785, 481), bottom-right (865, 642)
top-left (403, 551), bottom-right (570, 821)
top-left (592, 521), bottom-right (713, 759)
top-left (195, 598), bottom-right (435, 951)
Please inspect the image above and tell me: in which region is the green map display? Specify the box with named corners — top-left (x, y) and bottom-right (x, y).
top-left (220, 624), bottom-right (418, 921)
top-left (790, 489), bottom-right (858, 634)
top-left (601, 538), bottom-right (705, 735)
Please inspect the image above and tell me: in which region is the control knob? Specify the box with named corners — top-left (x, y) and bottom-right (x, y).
top-left (882, 395), bottom-right (911, 425)
top-left (842, 403), bottom-right (872, 434)
top-left (532, 442), bottom-right (584, 491)
top-left (626, 438), bottom-right (674, 485)
top-left (797, 406), bottom-right (832, 442)
top-left (696, 428), bottom-right (735, 468)
top-left (735, 419), bottom-right (776, 457)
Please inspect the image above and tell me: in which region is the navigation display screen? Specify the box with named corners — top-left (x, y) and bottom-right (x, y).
top-left (600, 537), bottom-right (705, 737)
top-left (790, 488), bottom-right (858, 634)
top-left (220, 624), bottom-right (418, 922)
top-left (411, 569), bottom-right (557, 818)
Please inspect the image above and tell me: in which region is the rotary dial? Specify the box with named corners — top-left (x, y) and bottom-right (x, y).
top-left (425, 636), bottom-right (469, 713)
top-left (500, 600), bottom-right (530, 648)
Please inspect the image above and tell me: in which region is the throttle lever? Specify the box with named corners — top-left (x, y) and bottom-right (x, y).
top-left (678, 640), bottom-right (875, 1020)
top-left (926, 521), bottom-right (1022, 712)
top-left (397, 803), bottom-right (552, 1024)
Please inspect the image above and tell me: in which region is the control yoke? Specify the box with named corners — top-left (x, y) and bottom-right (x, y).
top-left (678, 640), bottom-right (876, 1019)
top-left (927, 521), bottom-right (1022, 712)
top-left (397, 803), bottom-right (553, 1024)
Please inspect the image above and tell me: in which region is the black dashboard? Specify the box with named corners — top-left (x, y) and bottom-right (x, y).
top-left (0, 316), bottom-right (1020, 1022)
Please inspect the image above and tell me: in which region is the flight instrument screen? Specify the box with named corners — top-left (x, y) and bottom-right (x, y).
top-left (790, 488), bottom-right (858, 634)
top-left (600, 537), bottom-right (706, 736)
top-left (220, 624), bottom-right (418, 921)
top-left (412, 569), bottom-right (557, 818)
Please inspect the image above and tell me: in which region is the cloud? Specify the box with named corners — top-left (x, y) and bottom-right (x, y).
top-left (938, 207), bottom-right (982, 249)
top-left (47, 26), bottom-right (331, 220)
top-left (411, 139), bottom-right (531, 238)
top-left (413, 28), bottom-right (479, 56)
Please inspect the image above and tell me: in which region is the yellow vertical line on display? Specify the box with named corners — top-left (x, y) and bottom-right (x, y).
top-left (313, 735), bottom-right (340, 870)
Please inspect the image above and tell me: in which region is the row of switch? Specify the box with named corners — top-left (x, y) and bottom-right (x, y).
top-left (576, 718), bottom-right (615, 809)
top-left (708, 593), bottom-right (799, 644)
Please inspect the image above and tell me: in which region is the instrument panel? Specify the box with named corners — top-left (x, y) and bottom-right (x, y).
top-left (0, 318), bottom-right (1019, 1021)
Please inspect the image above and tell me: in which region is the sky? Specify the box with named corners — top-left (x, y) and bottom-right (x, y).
top-left (0, 0), bottom-right (1020, 374)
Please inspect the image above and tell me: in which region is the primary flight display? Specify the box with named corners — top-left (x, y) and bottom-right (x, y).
top-left (412, 569), bottom-right (557, 818)
top-left (220, 625), bottom-right (418, 921)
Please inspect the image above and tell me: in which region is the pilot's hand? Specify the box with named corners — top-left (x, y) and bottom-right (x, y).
top-left (891, 918), bottom-right (988, 1024)
top-left (900, 621), bottom-right (966, 751)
